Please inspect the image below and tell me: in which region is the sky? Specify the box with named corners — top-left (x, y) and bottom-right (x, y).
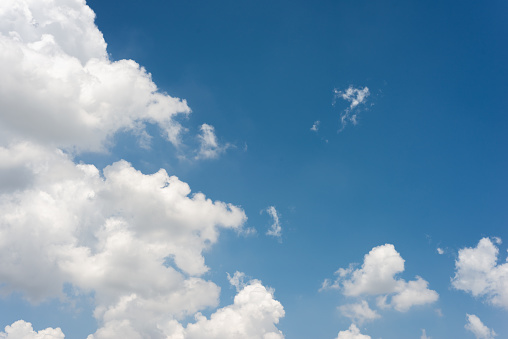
top-left (0, 0), bottom-right (507, 338)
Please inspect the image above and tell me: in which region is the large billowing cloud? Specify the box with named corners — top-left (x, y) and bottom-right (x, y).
top-left (452, 237), bottom-right (508, 309)
top-left (0, 142), bottom-right (249, 337)
top-left (0, 0), bottom-right (285, 337)
top-left (322, 244), bottom-right (438, 314)
top-left (0, 0), bottom-right (191, 153)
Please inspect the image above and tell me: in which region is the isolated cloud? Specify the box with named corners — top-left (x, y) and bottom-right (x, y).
top-left (465, 314), bottom-right (496, 339)
top-left (421, 329), bottom-right (431, 339)
top-left (0, 320), bottom-right (64, 339)
top-left (311, 120), bottom-right (320, 132)
top-left (0, 0), bottom-right (191, 153)
top-left (322, 244), bottom-right (438, 313)
top-left (333, 86), bottom-right (370, 131)
top-left (265, 206), bottom-right (282, 238)
top-left (335, 324), bottom-right (371, 339)
top-left (452, 237), bottom-right (508, 308)
top-left (339, 301), bottom-right (380, 324)
top-left (172, 278), bottom-right (285, 339)
top-left (195, 124), bottom-right (229, 159)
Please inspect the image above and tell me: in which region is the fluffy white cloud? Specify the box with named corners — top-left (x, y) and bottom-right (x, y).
top-left (195, 123), bottom-right (229, 160)
top-left (465, 314), bottom-right (496, 339)
top-left (452, 237), bottom-right (508, 308)
top-left (333, 86), bottom-right (370, 130)
top-left (335, 324), bottom-right (371, 339)
top-left (0, 0), bottom-right (191, 153)
top-left (0, 0), bottom-right (282, 338)
top-left (170, 278), bottom-right (285, 339)
top-left (323, 244), bottom-right (438, 314)
top-left (0, 320), bottom-right (64, 339)
top-left (0, 142), bottom-right (247, 337)
top-left (338, 301), bottom-right (380, 324)
top-left (265, 206), bottom-right (282, 238)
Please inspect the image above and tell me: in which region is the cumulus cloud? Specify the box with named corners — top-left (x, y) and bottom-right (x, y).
top-left (0, 320), bottom-right (64, 339)
top-left (452, 237), bottom-right (508, 308)
top-left (421, 329), bottom-right (430, 339)
top-left (335, 324), bottom-right (371, 339)
top-left (339, 300), bottom-right (380, 324)
top-left (0, 143), bottom-right (250, 337)
top-left (322, 244), bottom-right (438, 314)
top-left (437, 248), bottom-right (444, 255)
top-left (195, 123), bottom-right (229, 160)
top-left (170, 278), bottom-right (285, 339)
top-left (0, 0), bottom-right (191, 153)
top-left (0, 1), bottom-right (280, 337)
top-left (264, 206), bottom-right (282, 238)
top-left (465, 314), bottom-right (496, 339)
top-left (311, 120), bottom-right (320, 132)
top-left (333, 86), bottom-right (370, 131)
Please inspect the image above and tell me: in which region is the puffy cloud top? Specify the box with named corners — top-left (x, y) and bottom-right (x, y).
top-left (452, 237), bottom-right (508, 308)
top-left (0, 0), bottom-right (191, 153)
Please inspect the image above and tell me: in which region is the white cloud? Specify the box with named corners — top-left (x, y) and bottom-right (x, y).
top-left (333, 86), bottom-right (370, 131)
top-left (0, 0), bottom-right (282, 337)
top-left (0, 320), bottom-right (64, 339)
top-left (465, 314), bottom-right (496, 339)
top-left (171, 278), bottom-right (285, 339)
top-left (311, 120), bottom-right (320, 132)
top-left (437, 248), bottom-right (444, 255)
top-left (0, 143), bottom-right (247, 337)
top-left (335, 324), bottom-right (371, 339)
top-left (195, 123), bottom-right (229, 160)
top-left (421, 329), bottom-right (431, 339)
top-left (323, 244), bottom-right (438, 313)
top-left (339, 300), bottom-right (380, 324)
top-left (452, 237), bottom-right (508, 308)
top-left (265, 206), bottom-right (282, 238)
top-left (0, 0), bottom-right (191, 153)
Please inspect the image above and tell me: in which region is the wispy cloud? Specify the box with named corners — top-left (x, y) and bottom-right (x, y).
top-left (333, 85), bottom-right (370, 131)
top-left (311, 120), bottom-right (320, 132)
top-left (264, 206), bottom-right (282, 239)
top-left (465, 314), bottom-right (497, 339)
top-left (195, 123), bottom-right (230, 160)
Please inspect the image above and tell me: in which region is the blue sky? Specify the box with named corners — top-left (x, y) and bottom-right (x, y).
top-left (0, 0), bottom-right (507, 338)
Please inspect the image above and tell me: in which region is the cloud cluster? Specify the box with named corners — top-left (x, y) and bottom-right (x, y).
top-left (0, 0), bottom-right (283, 337)
top-left (452, 237), bottom-right (508, 308)
top-left (323, 244), bottom-right (438, 323)
top-left (0, 320), bottom-right (64, 339)
top-left (465, 314), bottom-right (496, 339)
top-left (333, 86), bottom-right (370, 131)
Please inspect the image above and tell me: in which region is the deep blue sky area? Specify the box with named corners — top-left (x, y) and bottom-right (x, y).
top-left (1, 0), bottom-right (507, 338)
top-left (81, 1), bottom-right (508, 338)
